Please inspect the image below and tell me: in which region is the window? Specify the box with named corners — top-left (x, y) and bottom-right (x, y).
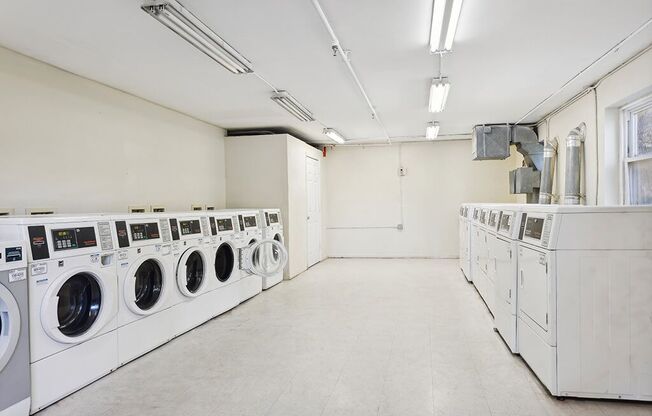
top-left (622, 95), bottom-right (652, 205)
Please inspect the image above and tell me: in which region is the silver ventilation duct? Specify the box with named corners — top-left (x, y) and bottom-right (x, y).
top-left (472, 124), bottom-right (544, 203)
top-left (563, 123), bottom-right (586, 205)
top-left (538, 137), bottom-right (558, 204)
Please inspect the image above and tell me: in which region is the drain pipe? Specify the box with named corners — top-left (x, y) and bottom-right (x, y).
top-left (310, 0), bottom-right (391, 143)
top-left (538, 137), bottom-right (558, 204)
top-left (563, 123), bottom-right (586, 205)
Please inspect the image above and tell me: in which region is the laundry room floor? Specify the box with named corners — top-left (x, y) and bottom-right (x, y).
top-left (39, 259), bottom-right (650, 416)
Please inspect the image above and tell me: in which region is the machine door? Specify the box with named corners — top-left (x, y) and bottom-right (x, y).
top-left (241, 239), bottom-right (288, 279)
top-left (0, 284), bottom-right (20, 372)
top-left (42, 271), bottom-right (106, 343)
top-left (125, 258), bottom-right (164, 314)
top-left (214, 243), bottom-right (235, 283)
top-left (494, 237), bottom-right (514, 307)
top-left (176, 248), bottom-right (207, 297)
top-left (518, 246), bottom-right (550, 333)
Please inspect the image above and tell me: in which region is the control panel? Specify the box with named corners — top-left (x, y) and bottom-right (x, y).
top-left (129, 223), bottom-right (160, 242)
top-left (179, 219), bottom-right (202, 236)
top-left (217, 218), bottom-right (234, 232)
top-left (268, 212), bottom-right (279, 224)
top-left (52, 227), bottom-right (97, 251)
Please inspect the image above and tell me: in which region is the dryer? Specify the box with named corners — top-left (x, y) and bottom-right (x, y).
top-left (458, 204), bottom-right (472, 282)
top-left (517, 205), bottom-right (652, 401)
top-left (0, 240), bottom-right (30, 416)
top-left (111, 214), bottom-right (176, 365)
top-left (0, 215), bottom-right (118, 413)
top-left (259, 209), bottom-right (287, 290)
top-left (165, 212), bottom-right (214, 336)
top-left (492, 205), bottom-right (524, 354)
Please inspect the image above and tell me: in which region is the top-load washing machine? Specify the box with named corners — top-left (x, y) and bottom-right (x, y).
top-left (110, 214), bottom-right (177, 365)
top-left (202, 211), bottom-right (241, 317)
top-left (0, 240), bottom-right (30, 416)
top-left (0, 215), bottom-right (118, 413)
top-left (259, 208), bottom-right (287, 290)
top-left (492, 204), bottom-right (524, 354)
top-left (516, 205), bottom-right (652, 401)
top-left (165, 212), bottom-right (214, 336)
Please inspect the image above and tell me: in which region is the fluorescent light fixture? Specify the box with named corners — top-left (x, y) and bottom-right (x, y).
top-left (426, 122), bottom-right (440, 140)
top-left (271, 91), bottom-right (315, 122)
top-left (429, 0), bottom-right (464, 52)
top-left (141, 0), bottom-right (253, 74)
top-left (429, 77), bottom-right (450, 112)
top-left (323, 128), bottom-right (346, 144)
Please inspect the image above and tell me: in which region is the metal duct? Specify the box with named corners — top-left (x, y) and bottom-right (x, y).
top-left (511, 126), bottom-right (544, 171)
top-left (538, 137), bottom-right (558, 204)
top-left (563, 123), bottom-right (586, 205)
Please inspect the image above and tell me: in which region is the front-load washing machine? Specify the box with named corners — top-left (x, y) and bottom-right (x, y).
top-left (471, 207), bottom-right (490, 309)
top-left (165, 212), bottom-right (214, 336)
top-left (202, 211), bottom-right (241, 317)
top-left (516, 205), bottom-right (652, 400)
top-left (259, 208), bottom-right (287, 290)
top-left (0, 240), bottom-right (30, 416)
top-left (458, 204), bottom-right (472, 281)
top-left (492, 205), bottom-right (524, 354)
top-left (0, 215), bottom-right (118, 413)
top-left (111, 214), bottom-right (176, 365)
top-left (481, 207), bottom-right (501, 316)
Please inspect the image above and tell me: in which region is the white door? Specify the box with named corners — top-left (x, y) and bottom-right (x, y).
top-left (306, 156), bottom-right (321, 267)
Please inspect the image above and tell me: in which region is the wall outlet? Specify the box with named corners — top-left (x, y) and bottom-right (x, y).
top-left (191, 204), bottom-right (205, 211)
top-left (151, 205), bottom-right (166, 213)
top-left (0, 208), bottom-right (15, 216)
top-left (398, 167), bottom-right (407, 176)
top-left (27, 208), bottom-right (56, 215)
top-left (129, 205), bottom-right (149, 213)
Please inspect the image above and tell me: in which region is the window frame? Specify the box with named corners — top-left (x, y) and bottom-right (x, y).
top-left (620, 94), bottom-right (652, 205)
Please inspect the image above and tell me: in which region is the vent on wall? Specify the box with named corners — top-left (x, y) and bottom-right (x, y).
top-left (27, 208), bottom-right (56, 215)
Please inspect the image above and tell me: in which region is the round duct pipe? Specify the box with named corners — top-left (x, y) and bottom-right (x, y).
top-left (563, 123), bottom-right (586, 205)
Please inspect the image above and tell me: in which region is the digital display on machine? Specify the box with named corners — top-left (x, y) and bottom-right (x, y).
top-left (524, 217), bottom-right (544, 240)
top-left (269, 213), bottom-right (279, 224)
top-left (217, 218), bottom-right (233, 232)
top-left (52, 227), bottom-right (97, 251)
top-left (499, 214), bottom-right (512, 232)
top-left (243, 215), bottom-right (257, 228)
top-left (488, 212), bottom-right (498, 227)
top-left (129, 223), bottom-right (160, 241)
top-left (179, 220), bottom-right (202, 236)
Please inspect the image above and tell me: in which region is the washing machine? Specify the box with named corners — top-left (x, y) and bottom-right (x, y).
top-left (0, 240), bottom-right (30, 416)
top-left (471, 207), bottom-right (491, 310)
top-left (165, 212), bottom-right (214, 336)
top-left (492, 205), bottom-right (524, 354)
top-left (0, 215), bottom-right (118, 413)
top-left (516, 205), bottom-right (652, 400)
top-left (111, 214), bottom-right (176, 365)
top-left (468, 206), bottom-right (482, 284)
top-left (481, 207), bottom-right (501, 316)
top-left (202, 211), bottom-right (241, 317)
top-left (259, 208), bottom-right (287, 290)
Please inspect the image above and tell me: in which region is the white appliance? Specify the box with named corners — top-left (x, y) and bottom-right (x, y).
top-left (0, 240), bottom-right (30, 416)
top-left (492, 205), bottom-right (524, 354)
top-left (471, 207), bottom-right (492, 312)
top-left (481, 207), bottom-right (501, 316)
top-left (233, 210), bottom-right (264, 303)
top-left (165, 213), bottom-right (214, 336)
top-left (259, 209), bottom-right (287, 290)
top-left (458, 204), bottom-right (472, 282)
top-left (203, 211), bottom-right (241, 317)
top-left (0, 215), bottom-right (118, 413)
top-left (111, 214), bottom-right (176, 365)
top-left (516, 205), bottom-right (652, 400)
top-left (468, 206), bottom-right (482, 284)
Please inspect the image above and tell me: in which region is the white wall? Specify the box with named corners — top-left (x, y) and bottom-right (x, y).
top-left (0, 46), bottom-right (226, 214)
top-left (224, 134), bottom-right (325, 278)
top-left (324, 140), bottom-right (519, 258)
top-left (537, 47), bottom-right (652, 205)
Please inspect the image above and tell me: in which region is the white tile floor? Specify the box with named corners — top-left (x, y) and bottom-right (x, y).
top-left (40, 259), bottom-right (651, 416)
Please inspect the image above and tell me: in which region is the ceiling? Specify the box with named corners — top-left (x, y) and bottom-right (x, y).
top-left (0, 0), bottom-right (650, 145)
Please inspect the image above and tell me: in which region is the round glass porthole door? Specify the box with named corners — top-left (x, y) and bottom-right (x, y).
top-left (132, 259), bottom-right (163, 312)
top-left (177, 249), bottom-right (206, 297)
top-left (214, 243), bottom-right (235, 283)
top-left (244, 240), bottom-right (288, 278)
top-left (0, 285), bottom-right (20, 372)
top-left (272, 234), bottom-right (284, 263)
top-left (57, 273), bottom-right (102, 337)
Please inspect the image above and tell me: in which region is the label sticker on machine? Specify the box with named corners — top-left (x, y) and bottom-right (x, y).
top-left (90, 254), bottom-right (99, 263)
top-left (118, 250), bottom-right (128, 260)
top-left (98, 221), bottom-right (114, 251)
top-left (31, 263), bottom-right (47, 276)
top-left (9, 269), bottom-right (26, 283)
top-left (538, 253), bottom-right (546, 266)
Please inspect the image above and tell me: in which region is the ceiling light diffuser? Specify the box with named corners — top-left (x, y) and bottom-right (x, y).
top-left (429, 0), bottom-right (464, 52)
top-left (141, 0), bottom-right (253, 74)
top-left (426, 122), bottom-right (440, 140)
top-left (270, 91), bottom-right (315, 122)
top-left (429, 77), bottom-right (450, 112)
top-left (323, 128), bottom-right (346, 144)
